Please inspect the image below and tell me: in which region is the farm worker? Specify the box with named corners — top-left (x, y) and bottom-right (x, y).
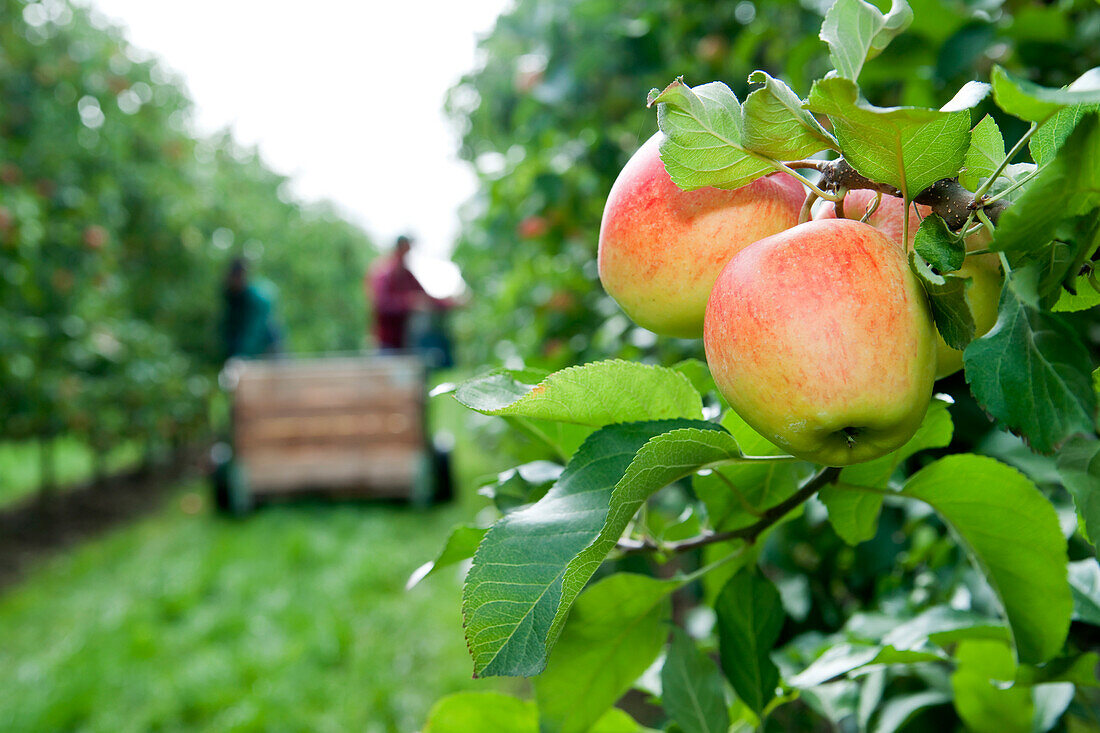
top-left (221, 257), bottom-right (281, 359)
top-left (367, 235), bottom-right (455, 351)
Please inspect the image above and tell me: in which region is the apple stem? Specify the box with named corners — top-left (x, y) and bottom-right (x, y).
top-left (835, 188), bottom-right (849, 219)
top-left (798, 190), bottom-right (819, 225)
top-left (860, 192), bottom-right (882, 222)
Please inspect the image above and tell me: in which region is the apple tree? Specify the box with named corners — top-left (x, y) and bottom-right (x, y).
top-left (419, 0), bottom-right (1100, 730)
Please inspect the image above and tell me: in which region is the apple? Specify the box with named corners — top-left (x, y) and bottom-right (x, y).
top-left (704, 219), bottom-right (937, 466)
top-left (817, 190), bottom-right (1002, 377)
top-left (598, 132), bottom-right (805, 338)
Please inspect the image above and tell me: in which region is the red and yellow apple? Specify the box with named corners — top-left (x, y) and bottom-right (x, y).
top-left (818, 190), bottom-right (1002, 378)
top-left (598, 132), bottom-right (805, 338)
top-left (704, 219), bottom-right (937, 466)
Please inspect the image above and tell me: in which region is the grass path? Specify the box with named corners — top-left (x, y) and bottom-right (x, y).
top-left (0, 385), bottom-right (522, 732)
top-left (0, 490), bottom-right (514, 732)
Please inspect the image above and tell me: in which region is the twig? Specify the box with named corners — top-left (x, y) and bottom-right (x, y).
top-left (617, 466), bottom-right (842, 556)
top-left (816, 159), bottom-right (1008, 230)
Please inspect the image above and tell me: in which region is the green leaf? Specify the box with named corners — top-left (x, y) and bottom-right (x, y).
top-left (900, 455), bottom-right (1072, 664)
top-left (818, 484), bottom-right (885, 546)
top-left (993, 114), bottom-right (1100, 254)
top-left (960, 115), bottom-right (1006, 191)
top-left (1031, 105), bottom-right (1100, 166)
top-left (455, 360), bottom-right (703, 427)
top-left (805, 76), bottom-right (972, 197)
top-left (462, 420), bottom-right (706, 678)
top-left (915, 214), bottom-right (966, 273)
top-left (872, 691), bottom-right (951, 733)
top-left (1069, 559), bottom-right (1100, 625)
top-left (741, 70), bottom-right (837, 159)
top-left (910, 251), bottom-right (976, 351)
top-left (991, 65), bottom-right (1100, 124)
top-left (535, 574), bottom-right (675, 733)
top-left (661, 628), bottom-right (731, 733)
top-left (1058, 437), bottom-right (1100, 548)
top-left (789, 643), bottom-right (944, 688)
top-left (422, 692), bottom-right (537, 733)
top-left (671, 358), bottom-right (717, 399)
top-left (963, 273), bottom-right (1097, 454)
top-left (549, 426), bottom-right (758, 645)
top-left (819, 0), bottom-right (914, 81)
top-left (647, 79), bottom-right (776, 191)
top-left (715, 570), bottom-right (785, 714)
top-left (951, 640), bottom-right (1034, 733)
top-left (406, 524), bottom-right (488, 590)
top-left (882, 606), bottom-right (1009, 650)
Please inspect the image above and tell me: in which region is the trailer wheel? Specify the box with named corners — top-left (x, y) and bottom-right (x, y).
top-left (210, 443), bottom-right (252, 516)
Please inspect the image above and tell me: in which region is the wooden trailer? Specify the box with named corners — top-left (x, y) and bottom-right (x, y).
top-left (212, 353), bottom-right (450, 513)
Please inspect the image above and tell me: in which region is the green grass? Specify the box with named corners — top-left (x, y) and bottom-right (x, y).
top-left (0, 493), bottom-right (514, 732)
top-left (0, 379), bottom-right (520, 732)
top-left (0, 436), bottom-right (143, 507)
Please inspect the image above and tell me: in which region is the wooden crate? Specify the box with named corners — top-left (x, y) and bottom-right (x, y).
top-left (231, 354), bottom-right (427, 500)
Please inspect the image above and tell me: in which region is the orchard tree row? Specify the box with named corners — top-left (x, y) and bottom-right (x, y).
top-left (1, 0), bottom-right (375, 490)
top-left (419, 0), bottom-right (1100, 730)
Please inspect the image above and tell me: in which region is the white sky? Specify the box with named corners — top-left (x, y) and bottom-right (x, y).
top-left (86, 0), bottom-right (511, 292)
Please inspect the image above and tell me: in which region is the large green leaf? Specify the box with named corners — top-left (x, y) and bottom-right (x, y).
top-left (993, 114), bottom-right (1100, 254)
top-left (960, 114), bottom-right (1006, 191)
top-left (463, 420), bottom-right (705, 677)
top-left (963, 273), bottom-right (1097, 454)
top-left (823, 399), bottom-right (954, 545)
top-left (464, 420), bottom-right (769, 678)
top-left (548, 426), bottom-right (768, 644)
top-left (991, 65), bottom-right (1100, 124)
top-left (900, 455), bottom-right (1072, 664)
top-left (1031, 104), bottom-right (1099, 166)
top-left (647, 79), bottom-right (776, 190)
top-left (536, 574), bottom-right (675, 733)
top-left (454, 360), bottom-right (703, 427)
top-left (818, 0), bottom-right (913, 81)
top-left (1058, 437), bottom-right (1100, 549)
top-left (805, 76), bottom-right (974, 197)
top-left (661, 628), bottom-right (730, 733)
top-left (741, 70), bottom-right (837, 159)
top-left (715, 570), bottom-right (785, 714)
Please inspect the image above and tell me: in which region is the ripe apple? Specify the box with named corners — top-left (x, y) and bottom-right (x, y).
top-left (817, 190), bottom-right (1002, 377)
top-left (704, 219), bottom-right (937, 466)
top-left (598, 132), bottom-right (805, 338)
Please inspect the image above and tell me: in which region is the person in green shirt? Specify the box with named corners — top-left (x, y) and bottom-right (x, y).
top-left (222, 257), bottom-right (280, 360)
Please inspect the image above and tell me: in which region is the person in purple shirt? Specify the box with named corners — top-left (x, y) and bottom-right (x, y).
top-left (366, 235), bottom-right (454, 350)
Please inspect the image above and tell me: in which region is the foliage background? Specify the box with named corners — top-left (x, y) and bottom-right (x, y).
top-left (446, 0), bottom-right (1100, 371)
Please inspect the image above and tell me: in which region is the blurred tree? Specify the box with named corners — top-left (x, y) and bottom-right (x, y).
top-left (0, 0), bottom-right (376, 492)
